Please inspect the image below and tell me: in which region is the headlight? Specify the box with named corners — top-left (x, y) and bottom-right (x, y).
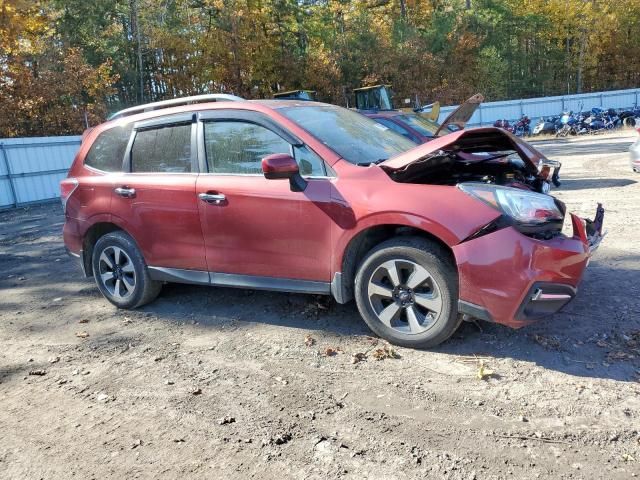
top-left (458, 183), bottom-right (563, 229)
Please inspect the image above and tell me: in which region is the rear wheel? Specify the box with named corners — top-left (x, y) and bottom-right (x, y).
top-left (92, 231), bottom-right (161, 309)
top-left (354, 237), bottom-right (461, 348)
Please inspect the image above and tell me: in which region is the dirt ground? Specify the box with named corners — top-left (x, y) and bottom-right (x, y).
top-left (1, 132), bottom-right (639, 479)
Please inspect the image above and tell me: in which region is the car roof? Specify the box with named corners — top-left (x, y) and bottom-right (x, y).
top-left (101, 99), bottom-right (338, 130)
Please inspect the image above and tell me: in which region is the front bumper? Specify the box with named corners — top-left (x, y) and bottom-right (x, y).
top-left (453, 207), bottom-right (604, 328)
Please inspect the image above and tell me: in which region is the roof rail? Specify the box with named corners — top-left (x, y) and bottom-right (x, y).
top-left (108, 94), bottom-right (245, 120)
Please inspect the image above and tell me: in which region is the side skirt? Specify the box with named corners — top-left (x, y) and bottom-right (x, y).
top-left (147, 266), bottom-right (332, 295)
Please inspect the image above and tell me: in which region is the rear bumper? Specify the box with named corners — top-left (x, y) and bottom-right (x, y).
top-left (453, 212), bottom-right (602, 328)
top-left (63, 220), bottom-right (89, 276)
top-left (630, 142), bottom-right (640, 170)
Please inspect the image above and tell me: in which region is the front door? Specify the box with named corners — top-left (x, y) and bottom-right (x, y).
top-left (195, 114), bottom-right (333, 283)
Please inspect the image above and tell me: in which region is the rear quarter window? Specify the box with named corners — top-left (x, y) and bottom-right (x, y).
top-left (84, 124), bottom-right (132, 172)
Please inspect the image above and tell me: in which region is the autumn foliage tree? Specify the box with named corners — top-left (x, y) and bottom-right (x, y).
top-left (0, 0), bottom-right (117, 136)
top-left (1, 0), bottom-right (639, 137)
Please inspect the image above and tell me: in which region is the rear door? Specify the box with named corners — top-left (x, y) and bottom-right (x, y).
top-left (109, 114), bottom-right (207, 271)
top-left (195, 110), bottom-right (333, 283)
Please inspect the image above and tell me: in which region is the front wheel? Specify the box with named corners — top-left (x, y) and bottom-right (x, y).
top-left (354, 237), bottom-right (460, 348)
top-left (92, 231), bottom-right (162, 309)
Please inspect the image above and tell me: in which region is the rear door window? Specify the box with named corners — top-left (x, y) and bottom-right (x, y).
top-left (84, 124), bottom-right (132, 172)
top-left (130, 123), bottom-right (192, 173)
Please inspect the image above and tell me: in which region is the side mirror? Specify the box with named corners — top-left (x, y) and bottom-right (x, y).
top-left (261, 153), bottom-right (299, 179)
top-left (261, 153), bottom-right (307, 192)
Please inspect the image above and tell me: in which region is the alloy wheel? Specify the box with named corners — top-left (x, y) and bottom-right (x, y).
top-left (97, 246), bottom-right (136, 300)
top-left (366, 259), bottom-right (443, 335)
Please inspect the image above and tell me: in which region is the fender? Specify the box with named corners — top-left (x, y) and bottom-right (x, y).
top-left (331, 210), bottom-right (462, 277)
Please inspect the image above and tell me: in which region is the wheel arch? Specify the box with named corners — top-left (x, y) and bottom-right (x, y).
top-left (333, 222), bottom-right (455, 304)
top-left (81, 219), bottom-right (137, 277)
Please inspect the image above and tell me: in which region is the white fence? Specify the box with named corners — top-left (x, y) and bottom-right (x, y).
top-left (0, 136), bottom-right (81, 209)
top-left (438, 88), bottom-right (640, 127)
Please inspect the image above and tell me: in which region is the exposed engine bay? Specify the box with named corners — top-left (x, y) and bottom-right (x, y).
top-left (380, 128), bottom-right (562, 194)
top-left (383, 150), bottom-right (558, 194)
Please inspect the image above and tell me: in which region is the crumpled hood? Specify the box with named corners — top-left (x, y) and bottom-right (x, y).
top-left (381, 127), bottom-right (547, 172)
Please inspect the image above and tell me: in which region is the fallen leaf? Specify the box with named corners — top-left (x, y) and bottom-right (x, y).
top-left (351, 352), bottom-right (366, 364)
top-left (78, 319), bottom-right (89, 324)
top-left (190, 387), bottom-right (202, 395)
top-left (323, 347), bottom-right (338, 357)
top-left (28, 370), bottom-right (46, 376)
top-left (372, 345), bottom-right (400, 361)
top-left (477, 360), bottom-right (494, 380)
top-left (75, 331), bottom-right (89, 338)
top-left (533, 334), bottom-right (560, 350)
top-left (304, 335), bottom-right (316, 347)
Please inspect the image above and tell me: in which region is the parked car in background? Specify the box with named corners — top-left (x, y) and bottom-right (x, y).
top-left (61, 95), bottom-right (602, 348)
top-left (361, 92), bottom-right (484, 144)
top-left (631, 128), bottom-right (640, 172)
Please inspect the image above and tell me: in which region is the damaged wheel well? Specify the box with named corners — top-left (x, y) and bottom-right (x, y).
top-left (336, 225), bottom-right (455, 304)
top-left (82, 223), bottom-right (123, 276)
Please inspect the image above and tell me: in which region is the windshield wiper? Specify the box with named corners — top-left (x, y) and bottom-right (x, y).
top-left (356, 158), bottom-right (387, 166)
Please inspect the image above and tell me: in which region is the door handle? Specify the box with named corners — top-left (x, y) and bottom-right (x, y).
top-left (198, 192), bottom-right (226, 205)
top-left (114, 186), bottom-right (136, 198)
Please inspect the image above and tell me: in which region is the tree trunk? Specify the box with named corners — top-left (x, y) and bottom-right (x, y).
top-left (399, 0), bottom-right (407, 18)
top-left (130, 0), bottom-right (144, 103)
top-left (576, 29), bottom-right (586, 93)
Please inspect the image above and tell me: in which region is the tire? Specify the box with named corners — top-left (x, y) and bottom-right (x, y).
top-left (354, 237), bottom-right (461, 349)
top-left (624, 117), bottom-right (637, 128)
top-left (92, 231), bottom-right (162, 309)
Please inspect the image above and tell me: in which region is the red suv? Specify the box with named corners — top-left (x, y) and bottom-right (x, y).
top-left (61, 95), bottom-right (604, 348)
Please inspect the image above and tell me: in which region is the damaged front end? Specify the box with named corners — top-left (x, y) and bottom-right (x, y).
top-left (452, 201), bottom-right (605, 328)
top-left (573, 202), bottom-right (606, 253)
top-left (381, 128), bottom-right (605, 327)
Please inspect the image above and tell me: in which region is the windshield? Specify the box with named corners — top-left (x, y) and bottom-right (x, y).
top-left (279, 105), bottom-right (416, 165)
top-left (398, 113), bottom-right (440, 138)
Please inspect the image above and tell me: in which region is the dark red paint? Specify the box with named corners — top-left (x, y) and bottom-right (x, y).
top-left (62, 100), bottom-right (597, 329)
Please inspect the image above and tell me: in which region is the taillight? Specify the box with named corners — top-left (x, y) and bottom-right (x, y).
top-left (60, 178), bottom-right (79, 214)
